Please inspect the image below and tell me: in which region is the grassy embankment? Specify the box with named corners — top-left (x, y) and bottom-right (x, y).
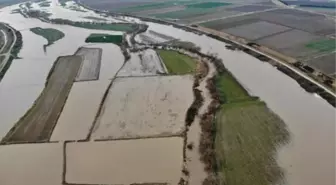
top-left (83, 16), bottom-right (108, 21)
top-left (214, 71), bottom-right (289, 185)
top-left (51, 18), bottom-right (137, 32)
top-left (30, 27), bottom-right (65, 52)
top-left (85, 33), bottom-right (123, 45)
top-left (157, 50), bottom-right (196, 74)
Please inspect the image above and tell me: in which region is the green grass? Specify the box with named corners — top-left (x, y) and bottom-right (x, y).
top-left (83, 16), bottom-right (108, 21)
top-left (51, 19), bottom-right (137, 32)
top-left (216, 101), bottom-right (289, 185)
top-left (186, 2), bottom-right (231, 8)
top-left (30, 27), bottom-right (64, 51)
top-left (152, 8), bottom-right (213, 19)
top-left (157, 50), bottom-right (196, 74)
top-left (305, 39), bottom-right (336, 52)
top-left (117, 1), bottom-right (197, 13)
top-left (215, 72), bottom-right (251, 103)
top-left (85, 33), bottom-right (123, 44)
top-left (213, 70), bottom-right (289, 185)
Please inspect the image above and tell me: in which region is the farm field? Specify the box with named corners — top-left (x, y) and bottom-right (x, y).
top-left (75, 47), bottom-right (102, 81)
top-left (157, 50), bottom-right (196, 74)
top-left (85, 33), bottom-right (123, 44)
top-left (305, 52), bottom-right (336, 75)
top-left (91, 75), bottom-right (193, 140)
top-left (117, 49), bottom-right (167, 77)
top-left (1, 56), bottom-right (82, 144)
top-left (305, 39), bottom-right (336, 52)
top-left (65, 137), bottom-right (183, 184)
top-left (0, 143), bottom-right (63, 185)
top-left (214, 71), bottom-right (289, 185)
top-left (216, 101), bottom-right (289, 185)
top-left (215, 72), bottom-right (252, 103)
top-left (30, 27), bottom-right (65, 51)
top-left (84, 44), bottom-right (124, 80)
top-left (50, 80), bottom-right (110, 141)
top-left (135, 30), bottom-right (176, 44)
top-left (223, 21), bottom-right (291, 41)
top-left (51, 19), bottom-right (137, 32)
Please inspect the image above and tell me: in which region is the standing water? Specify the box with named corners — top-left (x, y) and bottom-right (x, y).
top-left (142, 22), bottom-right (335, 185)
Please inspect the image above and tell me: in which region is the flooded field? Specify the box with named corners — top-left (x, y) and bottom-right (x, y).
top-left (91, 75), bottom-right (193, 140)
top-left (0, 143), bottom-right (63, 185)
top-left (50, 80), bottom-right (110, 141)
top-left (0, 1), bottom-right (334, 184)
top-left (84, 43), bottom-right (124, 80)
top-left (117, 49), bottom-right (167, 76)
top-left (1, 56), bottom-right (82, 144)
top-left (65, 137), bottom-right (183, 184)
top-left (0, 6), bottom-right (126, 139)
top-left (75, 47), bottom-right (102, 81)
top-left (138, 21), bottom-right (335, 185)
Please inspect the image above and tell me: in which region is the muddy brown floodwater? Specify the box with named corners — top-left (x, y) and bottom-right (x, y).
top-left (1, 56), bottom-right (82, 144)
top-left (141, 22), bottom-right (335, 185)
top-left (65, 137), bottom-right (183, 184)
top-left (0, 143), bottom-right (63, 185)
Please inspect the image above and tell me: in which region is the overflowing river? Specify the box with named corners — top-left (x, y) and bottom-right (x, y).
top-left (0, 2), bottom-right (334, 185)
top-left (141, 22), bottom-right (335, 185)
top-left (0, 5), bottom-right (124, 139)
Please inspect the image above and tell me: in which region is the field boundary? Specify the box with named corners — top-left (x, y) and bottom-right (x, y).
top-left (1, 56), bottom-right (82, 144)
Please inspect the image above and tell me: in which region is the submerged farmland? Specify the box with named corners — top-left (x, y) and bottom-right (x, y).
top-left (1, 56), bottom-right (82, 144)
top-left (0, 1), bottom-right (334, 185)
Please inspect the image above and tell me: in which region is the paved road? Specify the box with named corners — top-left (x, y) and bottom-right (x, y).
top-left (196, 27), bottom-right (336, 97)
top-left (0, 23), bottom-right (17, 73)
top-left (0, 29), bottom-right (7, 53)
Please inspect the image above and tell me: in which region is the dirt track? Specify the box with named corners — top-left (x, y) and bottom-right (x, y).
top-left (1, 56), bottom-right (82, 144)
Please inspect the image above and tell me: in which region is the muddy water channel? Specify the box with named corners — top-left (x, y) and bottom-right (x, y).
top-left (0, 6), bottom-right (124, 139)
top-left (141, 22), bottom-right (335, 185)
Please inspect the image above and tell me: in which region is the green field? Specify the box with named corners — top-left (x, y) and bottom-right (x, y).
top-left (51, 19), bottom-right (137, 32)
top-left (85, 33), bottom-right (123, 44)
top-left (215, 72), bottom-right (251, 103)
top-left (152, 8), bottom-right (213, 19)
top-left (30, 27), bottom-right (64, 51)
top-left (117, 1), bottom-right (196, 13)
top-left (83, 16), bottom-right (108, 21)
top-left (186, 2), bottom-right (231, 8)
top-left (214, 71), bottom-right (289, 185)
top-left (157, 50), bottom-right (196, 74)
top-left (305, 39), bottom-right (336, 52)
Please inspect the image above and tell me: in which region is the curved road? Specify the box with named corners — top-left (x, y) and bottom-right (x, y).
top-left (0, 23), bottom-right (17, 73)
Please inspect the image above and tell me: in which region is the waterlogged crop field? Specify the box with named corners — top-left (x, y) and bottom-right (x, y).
top-left (117, 49), bottom-right (167, 76)
top-left (1, 56), bottom-right (82, 144)
top-left (214, 71), bottom-right (289, 185)
top-left (0, 143), bottom-right (63, 185)
top-left (158, 50), bottom-right (196, 75)
top-left (216, 101), bottom-right (289, 185)
top-left (91, 75), bottom-right (194, 140)
top-left (65, 137), bottom-right (183, 184)
top-left (50, 80), bottom-right (110, 141)
top-left (75, 47), bottom-right (102, 81)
